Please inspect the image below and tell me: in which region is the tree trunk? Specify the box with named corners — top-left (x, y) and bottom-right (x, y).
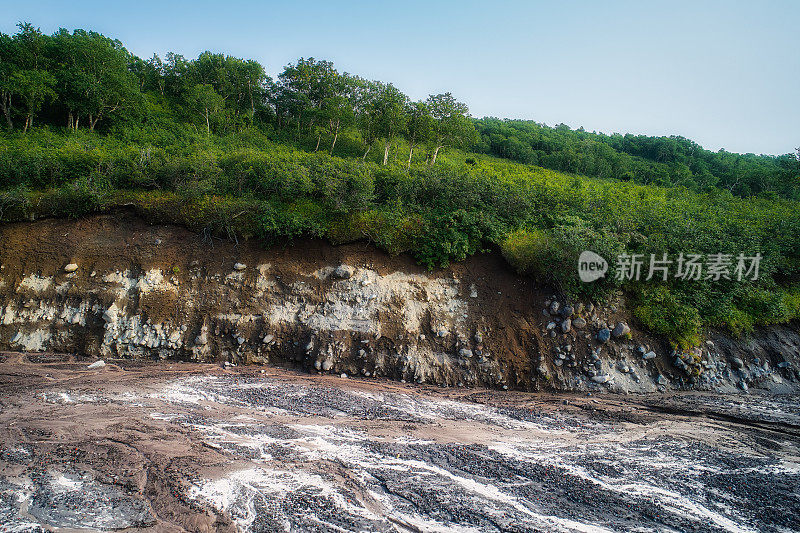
top-left (407, 146), bottom-right (414, 169)
top-left (362, 144), bottom-right (372, 162)
top-left (330, 131), bottom-right (339, 155)
top-left (314, 133), bottom-right (321, 152)
top-left (431, 145), bottom-right (442, 165)
top-left (383, 142), bottom-right (390, 166)
top-left (205, 109), bottom-right (210, 134)
top-left (0, 94), bottom-right (12, 130)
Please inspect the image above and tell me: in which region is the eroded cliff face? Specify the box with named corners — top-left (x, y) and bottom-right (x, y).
top-left (0, 211), bottom-right (798, 393)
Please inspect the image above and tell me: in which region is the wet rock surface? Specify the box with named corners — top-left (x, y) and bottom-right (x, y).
top-left (0, 353), bottom-right (798, 532)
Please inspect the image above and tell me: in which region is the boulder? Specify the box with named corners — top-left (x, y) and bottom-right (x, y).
top-left (233, 262), bottom-right (247, 271)
top-left (591, 374), bottom-right (611, 383)
top-left (549, 301), bottom-right (560, 314)
top-left (643, 351), bottom-right (657, 360)
top-left (64, 263), bottom-right (79, 273)
top-left (612, 322), bottom-right (630, 338)
top-left (572, 317), bottom-right (586, 329)
top-left (332, 264), bottom-right (355, 279)
top-left (597, 328), bottom-right (611, 343)
top-left (87, 360), bottom-right (106, 370)
top-left (561, 305), bottom-right (574, 318)
top-left (729, 357), bottom-right (745, 369)
top-left (560, 319), bottom-right (572, 333)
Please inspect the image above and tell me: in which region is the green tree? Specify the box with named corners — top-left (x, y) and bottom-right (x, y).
top-left (51, 29), bottom-right (141, 130)
top-left (426, 92), bottom-right (476, 164)
top-left (405, 100), bottom-right (434, 168)
top-left (372, 82), bottom-right (408, 165)
top-left (0, 33), bottom-right (18, 129)
top-left (10, 69), bottom-right (56, 132)
top-left (186, 83), bottom-right (224, 134)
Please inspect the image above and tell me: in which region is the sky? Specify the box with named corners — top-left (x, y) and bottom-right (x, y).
top-left (3, 0), bottom-right (798, 155)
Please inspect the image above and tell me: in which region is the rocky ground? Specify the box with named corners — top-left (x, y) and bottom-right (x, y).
top-left (0, 352), bottom-right (798, 532)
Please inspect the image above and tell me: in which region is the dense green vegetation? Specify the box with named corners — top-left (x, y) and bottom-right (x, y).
top-left (1, 22), bottom-right (799, 347)
top-left (475, 119), bottom-right (800, 199)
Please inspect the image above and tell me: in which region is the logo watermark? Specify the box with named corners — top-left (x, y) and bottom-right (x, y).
top-left (578, 251), bottom-right (609, 282)
top-left (579, 252), bottom-right (762, 282)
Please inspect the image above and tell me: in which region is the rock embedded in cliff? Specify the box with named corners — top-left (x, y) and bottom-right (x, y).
top-left (64, 263), bottom-right (79, 273)
top-left (102, 305), bottom-right (118, 324)
top-left (729, 357), bottom-right (744, 369)
top-left (643, 351), bottom-right (657, 360)
top-left (233, 263), bottom-right (247, 271)
top-left (332, 264), bottom-right (355, 279)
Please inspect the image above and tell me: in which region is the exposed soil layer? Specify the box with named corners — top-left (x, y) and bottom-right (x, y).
top-left (0, 353), bottom-right (798, 532)
top-left (0, 211), bottom-right (798, 394)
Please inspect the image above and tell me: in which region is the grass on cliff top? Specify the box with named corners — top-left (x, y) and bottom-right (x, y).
top-left (1, 128), bottom-right (799, 347)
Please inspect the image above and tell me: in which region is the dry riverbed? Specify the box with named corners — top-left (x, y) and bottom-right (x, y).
top-left (0, 352), bottom-right (798, 532)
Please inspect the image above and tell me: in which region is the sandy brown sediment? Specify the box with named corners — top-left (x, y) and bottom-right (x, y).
top-left (0, 353), bottom-right (798, 532)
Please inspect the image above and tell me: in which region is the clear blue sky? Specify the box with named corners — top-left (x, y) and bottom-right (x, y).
top-left (3, 0), bottom-right (798, 155)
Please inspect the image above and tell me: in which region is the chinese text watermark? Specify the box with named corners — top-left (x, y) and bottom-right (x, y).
top-left (579, 252), bottom-right (761, 282)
